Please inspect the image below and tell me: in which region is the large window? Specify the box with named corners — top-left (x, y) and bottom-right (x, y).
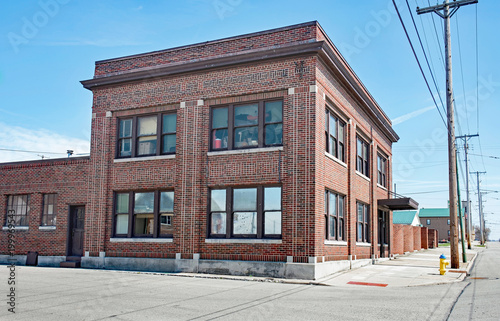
top-left (357, 202), bottom-right (370, 243)
top-left (117, 113), bottom-right (177, 158)
top-left (377, 154), bottom-right (387, 187)
top-left (41, 194), bottom-right (56, 226)
top-left (113, 191), bottom-right (174, 238)
top-left (209, 186), bottom-right (281, 238)
top-left (325, 190), bottom-right (345, 241)
top-left (210, 100), bottom-right (282, 151)
top-left (356, 136), bottom-right (370, 177)
top-left (5, 195), bottom-right (30, 227)
top-left (325, 109), bottom-right (345, 162)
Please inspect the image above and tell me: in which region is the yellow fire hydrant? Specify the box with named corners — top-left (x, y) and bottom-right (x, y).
top-left (439, 254), bottom-right (449, 275)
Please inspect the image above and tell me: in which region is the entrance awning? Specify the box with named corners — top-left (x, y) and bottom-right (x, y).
top-left (378, 197), bottom-right (419, 210)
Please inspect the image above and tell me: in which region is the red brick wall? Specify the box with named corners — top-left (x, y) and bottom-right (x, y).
top-left (421, 226), bottom-right (429, 249)
top-left (403, 225), bottom-right (414, 253)
top-left (428, 229), bottom-right (438, 248)
top-left (0, 157), bottom-right (89, 256)
top-left (412, 226), bottom-right (421, 251)
top-left (393, 224), bottom-right (404, 255)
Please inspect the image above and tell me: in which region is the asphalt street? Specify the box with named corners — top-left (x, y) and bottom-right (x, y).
top-left (0, 244), bottom-right (496, 321)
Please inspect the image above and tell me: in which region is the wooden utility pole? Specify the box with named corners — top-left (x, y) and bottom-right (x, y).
top-left (456, 134), bottom-right (478, 249)
top-left (417, 0), bottom-right (478, 269)
top-left (472, 171), bottom-right (486, 244)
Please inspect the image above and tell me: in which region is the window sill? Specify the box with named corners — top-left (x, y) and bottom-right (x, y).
top-left (114, 154), bottom-right (175, 163)
top-left (207, 146), bottom-right (283, 156)
top-left (205, 238), bottom-right (282, 244)
top-left (324, 240), bottom-right (347, 246)
top-left (2, 226), bottom-right (29, 231)
top-left (356, 242), bottom-right (371, 247)
top-left (377, 184), bottom-right (388, 191)
top-left (355, 171), bottom-right (370, 182)
top-left (110, 238), bottom-right (173, 243)
top-left (324, 152), bottom-right (347, 168)
top-left (39, 226), bottom-right (56, 231)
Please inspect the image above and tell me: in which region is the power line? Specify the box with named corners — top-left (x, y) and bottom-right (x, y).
top-left (455, 13), bottom-right (471, 134)
top-left (0, 148), bottom-right (89, 155)
top-left (392, 0), bottom-right (448, 130)
top-left (468, 153), bottom-right (500, 160)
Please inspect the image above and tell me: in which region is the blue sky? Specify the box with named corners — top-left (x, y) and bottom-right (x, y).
top-left (1, 0), bottom-right (499, 240)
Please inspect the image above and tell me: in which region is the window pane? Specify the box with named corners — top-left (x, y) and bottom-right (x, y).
top-left (339, 218), bottom-right (344, 240)
top-left (212, 129), bottom-right (228, 149)
top-left (233, 188), bottom-right (257, 211)
top-left (339, 143), bottom-right (344, 162)
top-left (329, 193), bottom-right (337, 217)
top-left (265, 123), bottom-right (282, 145)
top-left (338, 122), bottom-right (344, 143)
top-left (234, 126), bottom-right (258, 148)
top-left (116, 193), bottom-right (129, 213)
top-left (119, 119), bottom-right (132, 138)
top-left (330, 216), bottom-right (336, 238)
top-left (358, 204), bottom-right (363, 221)
top-left (137, 136), bottom-right (157, 155)
top-left (160, 214), bottom-right (174, 235)
top-left (116, 214), bottom-right (128, 234)
top-left (358, 223), bottom-right (363, 241)
top-left (329, 114), bottom-right (336, 137)
top-left (234, 104), bottom-right (258, 127)
top-left (338, 196), bottom-right (344, 218)
top-left (162, 114), bottom-right (176, 134)
top-left (265, 211), bottom-right (281, 235)
top-left (330, 136), bottom-right (336, 155)
top-left (265, 101), bottom-right (282, 123)
top-left (134, 213), bottom-right (154, 235)
top-left (211, 212), bottom-right (226, 234)
top-left (211, 190), bottom-right (226, 212)
top-left (212, 107), bottom-right (228, 129)
top-left (160, 191), bottom-right (174, 213)
top-left (233, 212), bottom-right (257, 234)
top-left (357, 139), bottom-right (362, 157)
top-left (264, 187), bottom-right (281, 211)
top-left (134, 193), bottom-right (154, 213)
top-left (162, 134), bottom-right (176, 153)
top-left (119, 138), bottom-right (132, 157)
top-left (138, 116), bottom-right (157, 136)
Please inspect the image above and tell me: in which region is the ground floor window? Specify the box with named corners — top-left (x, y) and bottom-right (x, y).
top-left (209, 186), bottom-right (281, 239)
top-left (41, 194), bottom-right (57, 226)
top-left (357, 202), bottom-right (370, 243)
top-left (325, 190), bottom-right (345, 241)
top-left (113, 190), bottom-right (174, 238)
top-left (6, 195), bottom-right (30, 227)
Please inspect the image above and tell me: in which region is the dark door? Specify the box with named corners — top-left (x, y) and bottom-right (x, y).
top-left (378, 210), bottom-right (388, 258)
top-left (69, 206), bottom-right (85, 256)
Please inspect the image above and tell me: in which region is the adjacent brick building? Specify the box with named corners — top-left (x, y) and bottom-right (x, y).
top-left (1, 21), bottom-right (417, 279)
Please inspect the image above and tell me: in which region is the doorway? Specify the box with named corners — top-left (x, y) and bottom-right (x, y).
top-left (378, 210), bottom-right (389, 258)
top-left (68, 206), bottom-right (85, 256)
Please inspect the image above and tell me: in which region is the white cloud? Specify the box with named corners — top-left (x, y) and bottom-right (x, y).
top-left (0, 122), bottom-right (90, 163)
top-left (391, 105), bottom-right (435, 125)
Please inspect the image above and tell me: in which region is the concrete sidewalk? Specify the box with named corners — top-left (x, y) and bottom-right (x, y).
top-left (175, 245), bottom-right (479, 288)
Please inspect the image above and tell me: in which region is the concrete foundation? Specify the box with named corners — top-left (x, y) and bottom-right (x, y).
top-left (1, 255), bottom-right (374, 280)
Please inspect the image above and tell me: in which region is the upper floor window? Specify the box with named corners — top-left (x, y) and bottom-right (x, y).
top-left (356, 136), bottom-right (370, 177)
top-left (117, 113), bottom-right (177, 158)
top-left (426, 219), bottom-right (431, 225)
top-left (211, 100), bottom-right (282, 151)
top-left (209, 186), bottom-right (281, 238)
top-left (113, 190), bottom-right (174, 238)
top-left (377, 154), bottom-right (387, 187)
top-left (325, 109), bottom-right (345, 162)
top-left (41, 194), bottom-right (57, 226)
top-left (5, 195), bottom-right (30, 227)
top-left (447, 219), bottom-right (450, 225)
top-left (357, 202), bottom-right (370, 243)
top-left (325, 190), bottom-right (345, 241)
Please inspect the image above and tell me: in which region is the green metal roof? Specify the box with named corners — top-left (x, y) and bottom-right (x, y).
top-left (418, 208), bottom-right (464, 218)
top-left (393, 210), bottom-right (418, 224)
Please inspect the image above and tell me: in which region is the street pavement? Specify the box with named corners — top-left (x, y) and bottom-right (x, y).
top-left (0, 243), bottom-right (494, 321)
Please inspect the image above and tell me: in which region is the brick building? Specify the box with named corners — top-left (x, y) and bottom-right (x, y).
top-left (1, 21), bottom-right (417, 279)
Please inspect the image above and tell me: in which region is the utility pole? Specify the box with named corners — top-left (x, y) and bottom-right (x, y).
top-left (456, 134), bottom-right (479, 249)
top-left (472, 171), bottom-right (486, 244)
top-left (417, 0), bottom-right (478, 269)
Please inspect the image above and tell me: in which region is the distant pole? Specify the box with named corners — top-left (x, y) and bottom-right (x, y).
top-left (417, 0), bottom-right (478, 269)
top-left (455, 153), bottom-right (467, 262)
top-left (456, 134), bottom-right (479, 249)
top-left (472, 171), bottom-right (486, 244)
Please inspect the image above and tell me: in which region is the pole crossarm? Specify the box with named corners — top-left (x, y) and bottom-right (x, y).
top-left (417, 0), bottom-right (478, 17)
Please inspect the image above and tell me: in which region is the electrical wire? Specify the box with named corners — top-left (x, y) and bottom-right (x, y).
top-left (392, 0), bottom-right (448, 130)
top-left (455, 14), bottom-right (471, 135)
